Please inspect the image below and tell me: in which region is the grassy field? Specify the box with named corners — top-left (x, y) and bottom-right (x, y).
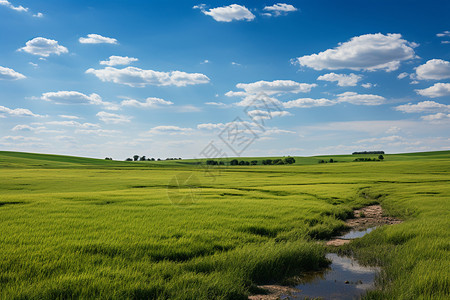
top-left (0, 150), bottom-right (449, 299)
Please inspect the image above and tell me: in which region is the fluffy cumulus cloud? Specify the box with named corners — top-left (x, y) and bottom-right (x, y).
top-left (317, 73), bottom-right (362, 86)
top-left (18, 37), bottom-right (68, 57)
top-left (121, 97), bottom-right (173, 108)
top-left (263, 3), bottom-right (297, 16)
top-left (283, 98), bottom-right (335, 108)
top-left (147, 125), bottom-right (193, 135)
top-left (233, 80), bottom-right (316, 95)
top-left (96, 111), bottom-right (131, 124)
top-left (86, 66), bottom-right (210, 87)
top-left (247, 109), bottom-right (292, 120)
top-left (0, 0), bottom-right (27, 12)
top-left (195, 4), bottom-right (255, 22)
top-left (415, 83), bottom-right (450, 98)
top-left (415, 59), bottom-right (450, 80)
top-left (336, 92), bottom-right (386, 105)
top-left (79, 34), bottom-right (117, 44)
top-left (0, 66), bottom-right (26, 80)
top-left (421, 113), bottom-right (450, 123)
top-left (100, 55), bottom-right (138, 66)
top-left (296, 33), bottom-right (417, 72)
top-left (395, 101), bottom-right (450, 113)
top-left (0, 105), bottom-right (41, 117)
top-left (40, 91), bottom-right (119, 110)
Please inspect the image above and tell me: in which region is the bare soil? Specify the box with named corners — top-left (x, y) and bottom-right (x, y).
top-left (248, 285), bottom-right (300, 300)
top-left (326, 205), bottom-right (402, 246)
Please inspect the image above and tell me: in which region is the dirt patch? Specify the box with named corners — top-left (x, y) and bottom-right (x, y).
top-left (248, 285), bottom-right (300, 300)
top-left (326, 205), bottom-right (402, 246)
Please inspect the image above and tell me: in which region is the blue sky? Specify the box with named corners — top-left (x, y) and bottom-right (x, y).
top-left (1, 0), bottom-right (449, 159)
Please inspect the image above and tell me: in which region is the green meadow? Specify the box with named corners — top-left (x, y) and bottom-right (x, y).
top-left (0, 150), bottom-right (449, 299)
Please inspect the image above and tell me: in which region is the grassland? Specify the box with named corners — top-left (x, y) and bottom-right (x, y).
top-left (0, 150), bottom-right (449, 299)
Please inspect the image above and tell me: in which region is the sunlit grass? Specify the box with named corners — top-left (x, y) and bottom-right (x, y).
top-left (0, 150), bottom-right (449, 299)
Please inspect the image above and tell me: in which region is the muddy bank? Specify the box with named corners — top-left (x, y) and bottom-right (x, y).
top-left (249, 205), bottom-right (402, 300)
top-left (327, 205), bottom-right (402, 246)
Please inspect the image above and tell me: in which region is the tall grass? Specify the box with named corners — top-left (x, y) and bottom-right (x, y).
top-left (0, 151), bottom-right (449, 299)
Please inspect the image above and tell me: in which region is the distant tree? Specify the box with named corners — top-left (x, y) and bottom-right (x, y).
top-left (140, 156), bottom-right (146, 161)
top-left (263, 159), bottom-right (273, 165)
top-left (284, 157), bottom-right (296, 164)
top-left (157, 158), bottom-right (161, 161)
top-left (378, 155), bottom-right (384, 160)
top-left (133, 155), bottom-right (139, 161)
top-left (126, 158), bottom-right (133, 161)
top-left (151, 158), bottom-right (155, 161)
top-left (329, 158), bottom-right (334, 163)
top-left (230, 159), bottom-right (238, 166)
top-left (206, 159), bottom-right (218, 165)
top-left (251, 160), bottom-right (258, 165)
top-left (318, 159), bottom-right (325, 164)
top-left (105, 157), bottom-right (112, 160)
top-left (219, 161), bottom-right (225, 165)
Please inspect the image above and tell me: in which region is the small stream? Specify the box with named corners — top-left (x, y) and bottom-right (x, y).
top-left (284, 227), bottom-right (379, 300)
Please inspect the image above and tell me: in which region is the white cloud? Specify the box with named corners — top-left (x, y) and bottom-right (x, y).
top-left (263, 3), bottom-right (298, 16)
top-left (356, 135), bottom-right (404, 144)
top-left (12, 124), bottom-right (33, 131)
top-left (147, 125), bottom-right (193, 135)
top-left (296, 33), bottom-right (417, 72)
top-left (336, 92), bottom-right (386, 105)
top-left (121, 97), bottom-right (173, 108)
top-left (86, 66), bottom-right (210, 87)
top-left (415, 59), bottom-right (450, 80)
top-left (59, 115), bottom-right (80, 119)
top-left (75, 129), bottom-right (120, 136)
top-left (100, 55), bottom-right (138, 66)
top-left (397, 72), bottom-right (409, 79)
top-left (234, 80), bottom-right (317, 95)
top-left (0, 66), bottom-right (26, 80)
top-left (45, 121), bottom-right (99, 129)
top-left (96, 111), bottom-right (131, 124)
top-left (33, 12), bottom-right (43, 18)
top-left (317, 73), bottom-right (362, 86)
top-left (442, 41), bottom-right (450, 44)
top-left (79, 34), bottom-right (117, 44)
top-left (40, 91), bottom-right (119, 110)
top-left (18, 37), bottom-right (68, 57)
top-left (0, 0), bottom-right (28, 12)
top-left (283, 98), bottom-right (335, 108)
top-left (247, 109), bottom-right (292, 120)
top-left (205, 101), bottom-right (229, 107)
top-left (415, 83), bottom-right (450, 98)
top-left (196, 4), bottom-right (255, 22)
top-left (395, 101), bottom-right (450, 113)
top-left (436, 31), bottom-right (450, 37)
top-left (234, 93), bottom-right (283, 107)
top-left (225, 91), bottom-right (247, 97)
top-left (421, 113), bottom-right (450, 123)
top-left (0, 105), bottom-right (41, 117)
top-left (361, 83), bottom-right (375, 89)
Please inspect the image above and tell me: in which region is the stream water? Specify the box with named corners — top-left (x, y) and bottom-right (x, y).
top-left (283, 227), bottom-right (379, 299)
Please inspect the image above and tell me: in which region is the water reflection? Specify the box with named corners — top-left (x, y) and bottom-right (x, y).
top-left (287, 254), bottom-right (379, 300)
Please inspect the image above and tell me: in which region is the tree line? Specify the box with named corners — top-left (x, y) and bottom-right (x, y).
top-left (206, 156), bottom-right (296, 166)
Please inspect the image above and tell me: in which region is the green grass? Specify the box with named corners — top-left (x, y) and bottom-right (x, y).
top-left (0, 150), bottom-right (449, 299)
